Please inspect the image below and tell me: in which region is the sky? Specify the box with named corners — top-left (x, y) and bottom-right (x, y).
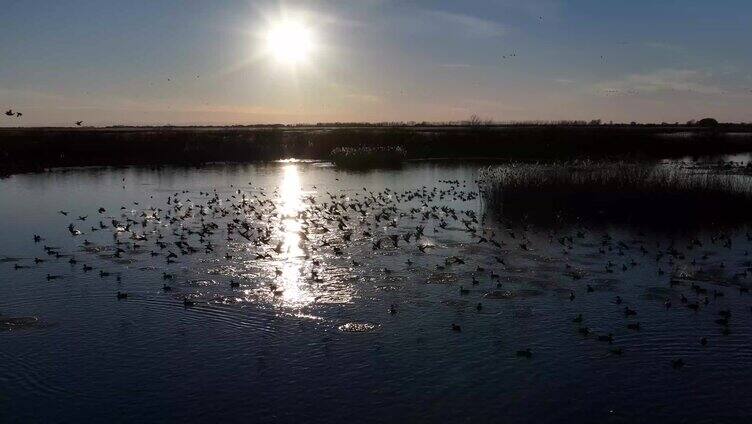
top-left (1, 0), bottom-right (752, 126)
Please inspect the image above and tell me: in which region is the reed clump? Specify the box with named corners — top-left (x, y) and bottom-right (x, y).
top-left (479, 161), bottom-right (752, 224)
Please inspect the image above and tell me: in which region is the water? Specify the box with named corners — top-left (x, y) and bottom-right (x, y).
top-left (1, 161), bottom-right (751, 423)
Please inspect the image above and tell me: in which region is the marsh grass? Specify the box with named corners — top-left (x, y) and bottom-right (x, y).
top-left (2, 125), bottom-right (752, 175)
top-left (330, 146), bottom-right (406, 169)
top-left (480, 162), bottom-right (752, 224)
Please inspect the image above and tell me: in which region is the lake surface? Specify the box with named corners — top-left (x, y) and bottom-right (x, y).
top-left (1, 161), bottom-right (751, 423)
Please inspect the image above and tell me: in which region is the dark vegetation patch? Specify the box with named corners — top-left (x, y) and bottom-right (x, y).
top-left (2, 124), bottom-right (752, 175)
top-left (330, 146), bottom-right (405, 169)
top-left (480, 162), bottom-right (752, 226)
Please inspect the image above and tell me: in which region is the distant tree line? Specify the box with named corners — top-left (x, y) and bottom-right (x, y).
top-left (94, 116), bottom-right (741, 129)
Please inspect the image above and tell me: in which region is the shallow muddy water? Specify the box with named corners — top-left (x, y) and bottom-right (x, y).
top-left (0, 161), bottom-right (751, 423)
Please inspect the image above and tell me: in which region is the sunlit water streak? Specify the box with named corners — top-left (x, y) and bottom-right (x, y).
top-left (278, 163), bottom-right (313, 307)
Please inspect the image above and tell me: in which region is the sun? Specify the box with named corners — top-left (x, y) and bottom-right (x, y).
top-left (265, 17), bottom-right (316, 65)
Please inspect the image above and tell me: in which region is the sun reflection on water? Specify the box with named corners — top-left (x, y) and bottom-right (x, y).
top-left (277, 164), bottom-right (313, 307)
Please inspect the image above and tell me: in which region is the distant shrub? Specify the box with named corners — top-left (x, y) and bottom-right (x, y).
top-left (697, 117), bottom-right (719, 127)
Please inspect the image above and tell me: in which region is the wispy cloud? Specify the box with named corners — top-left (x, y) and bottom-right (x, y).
top-left (594, 69), bottom-right (723, 95)
top-left (500, 0), bottom-right (562, 20)
top-left (424, 10), bottom-right (506, 37)
top-left (644, 41), bottom-right (684, 52)
top-left (438, 63), bottom-right (474, 69)
top-left (342, 92), bottom-right (382, 103)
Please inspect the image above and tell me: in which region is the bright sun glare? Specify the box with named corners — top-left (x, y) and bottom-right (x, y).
top-left (265, 18), bottom-right (315, 65)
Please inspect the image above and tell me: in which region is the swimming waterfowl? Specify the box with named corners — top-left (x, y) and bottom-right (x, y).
top-left (516, 348), bottom-right (532, 358)
top-left (12, 171), bottom-right (752, 380)
top-left (715, 317), bottom-right (729, 326)
top-left (597, 333), bottom-right (614, 343)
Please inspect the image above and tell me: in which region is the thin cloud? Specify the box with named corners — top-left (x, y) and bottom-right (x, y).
top-left (424, 10), bottom-right (506, 37)
top-left (645, 41), bottom-right (685, 52)
top-left (439, 63), bottom-right (474, 69)
top-left (594, 69), bottom-right (723, 95)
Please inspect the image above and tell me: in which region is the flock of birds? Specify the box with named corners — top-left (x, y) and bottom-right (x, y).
top-left (4, 108), bottom-right (83, 125)
top-left (5, 176), bottom-right (752, 369)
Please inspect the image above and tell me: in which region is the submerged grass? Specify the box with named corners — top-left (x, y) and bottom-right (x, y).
top-left (479, 162), bottom-right (752, 224)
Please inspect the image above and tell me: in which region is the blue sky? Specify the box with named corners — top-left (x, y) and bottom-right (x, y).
top-left (1, 0), bottom-right (751, 126)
